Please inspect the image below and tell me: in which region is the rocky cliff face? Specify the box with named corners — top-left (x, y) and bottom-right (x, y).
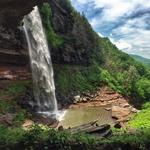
top-left (48, 0), bottom-right (100, 65)
top-left (0, 0), bottom-right (100, 65)
top-left (0, 0), bottom-right (46, 65)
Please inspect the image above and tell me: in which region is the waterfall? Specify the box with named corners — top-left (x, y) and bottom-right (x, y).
top-left (23, 6), bottom-right (58, 118)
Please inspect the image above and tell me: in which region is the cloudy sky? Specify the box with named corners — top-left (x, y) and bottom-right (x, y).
top-left (71, 0), bottom-right (150, 59)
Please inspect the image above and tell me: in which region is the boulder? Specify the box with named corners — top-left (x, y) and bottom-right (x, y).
top-left (112, 106), bottom-right (131, 120)
top-left (22, 119), bottom-right (34, 128)
top-left (74, 95), bottom-right (80, 103)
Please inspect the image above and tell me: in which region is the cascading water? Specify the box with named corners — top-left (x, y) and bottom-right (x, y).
top-left (23, 6), bottom-right (58, 118)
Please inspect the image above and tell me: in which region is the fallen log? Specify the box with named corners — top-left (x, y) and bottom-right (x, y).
top-left (66, 120), bottom-right (111, 137)
top-left (66, 120), bottom-right (99, 133)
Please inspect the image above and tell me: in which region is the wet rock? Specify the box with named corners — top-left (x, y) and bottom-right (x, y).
top-left (131, 108), bottom-right (138, 113)
top-left (58, 126), bottom-right (64, 131)
top-left (0, 66), bottom-right (30, 80)
top-left (74, 95), bottom-right (80, 103)
top-left (121, 103), bottom-right (130, 108)
top-left (18, 87), bottom-right (34, 112)
top-left (82, 98), bottom-right (87, 102)
top-left (69, 86), bottom-right (137, 124)
top-left (33, 114), bottom-right (59, 127)
top-left (105, 91), bottom-right (116, 95)
top-left (0, 74), bottom-right (14, 80)
top-left (105, 107), bottom-right (111, 111)
top-left (114, 122), bottom-right (122, 129)
top-left (22, 119), bottom-right (34, 128)
top-left (112, 106), bottom-right (131, 120)
top-left (86, 97), bottom-right (91, 101)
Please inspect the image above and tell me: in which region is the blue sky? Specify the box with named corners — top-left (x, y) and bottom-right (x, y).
top-left (71, 0), bottom-right (150, 59)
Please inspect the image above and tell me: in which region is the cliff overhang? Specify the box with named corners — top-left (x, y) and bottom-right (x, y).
top-left (0, 0), bottom-right (46, 29)
top-left (0, 0), bottom-right (46, 65)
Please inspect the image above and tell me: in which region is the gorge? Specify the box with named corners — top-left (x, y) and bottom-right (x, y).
top-left (0, 0), bottom-right (150, 149)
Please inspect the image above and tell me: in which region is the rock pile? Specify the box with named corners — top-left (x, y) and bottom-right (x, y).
top-left (71, 86), bottom-right (138, 121)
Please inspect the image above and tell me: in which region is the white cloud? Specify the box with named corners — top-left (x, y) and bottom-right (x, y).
top-left (71, 0), bottom-right (150, 59)
top-left (97, 32), bottom-right (104, 37)
top-left (94, 0), bottom-right (132, 21)
top-left (113, 40), bottom-right (132, 52)
top-left (111, 18), bottom-right (150, 58)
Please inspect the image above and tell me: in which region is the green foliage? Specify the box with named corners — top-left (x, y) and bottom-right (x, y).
top-left (55, 64), bottom-right (119, 95)
top-left (13, 110), bottom-right (26, 126)
top-left (40, 3), bottom-right (64, 48)
top-left (93, 37), bottom-right (150, 101)
top-left (0, 81), bottom-right (30, 126)
top-left (128, 102), bottom-right (150, 129)
top-left (60, 0), bottom-right (74, 12)
top-left (99, 69), bottom-right (118, 91)
top-left (0, 125), bottom-right (26, 146)
top-left (55, 60), bottom-right (150, 103)
top-left (39, 1), bottom-right (150, 103)
top-left (101, 130), bottom-right (150, 150)
top-left (0, 80), bottom-right (28, 114)
top-left (0, 125), bottom-right (98, 149)
top-left (1, 125), bottom-right (150, 149)
top-left (55, 65), bottom-right (95, 95)
top-left (134, 78), bottom-right (150, 101)
top-left (0, 100), bottom-right (16, 114)
top-left (130, 54), bottom-right (150, 67)
top-left (5, 81), bottom-right (29, 97)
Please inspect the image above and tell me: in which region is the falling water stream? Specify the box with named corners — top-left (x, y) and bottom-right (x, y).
top-left (23, 6), bottom-right (58, 118)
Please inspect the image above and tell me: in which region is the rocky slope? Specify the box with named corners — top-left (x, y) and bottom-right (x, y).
top-left (47, 0), bottom-right (99, 65)
top-left (69, 86), bottom-right (138, 122)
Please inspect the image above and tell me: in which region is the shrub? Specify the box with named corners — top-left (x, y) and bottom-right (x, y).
top-left (134, 78), bottom-right (150, 101)
top-left (40, 3), bottom-right (64, 48)
top-left (128, 102), bottom-right (150, 129)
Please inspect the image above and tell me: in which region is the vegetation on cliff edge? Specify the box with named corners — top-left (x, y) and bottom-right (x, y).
top-left (40, 2), bottom-right (150, 104)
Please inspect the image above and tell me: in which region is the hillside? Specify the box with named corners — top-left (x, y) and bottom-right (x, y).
top-left (130, 54), bottom-right (150, 67)
top-left (38, 1), bottom-right (150, 104)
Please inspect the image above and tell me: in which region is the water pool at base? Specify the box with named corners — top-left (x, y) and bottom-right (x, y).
top-left (59, 106), bottom-right (114, 128)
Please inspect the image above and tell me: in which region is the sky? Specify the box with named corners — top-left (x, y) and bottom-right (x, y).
top-left (71, 0), bottom-right (150, 59)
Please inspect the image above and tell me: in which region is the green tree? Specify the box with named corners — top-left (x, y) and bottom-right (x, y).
top-left (135, 78), bottom-right (150, 101)
top-left (124, 66), bottom-right (140, 95)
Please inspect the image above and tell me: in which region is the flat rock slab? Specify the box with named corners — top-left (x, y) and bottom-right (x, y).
top-left (22, 119), bottom-right (34, 129)
top-left (112, 106), bottom-right (131, 119)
